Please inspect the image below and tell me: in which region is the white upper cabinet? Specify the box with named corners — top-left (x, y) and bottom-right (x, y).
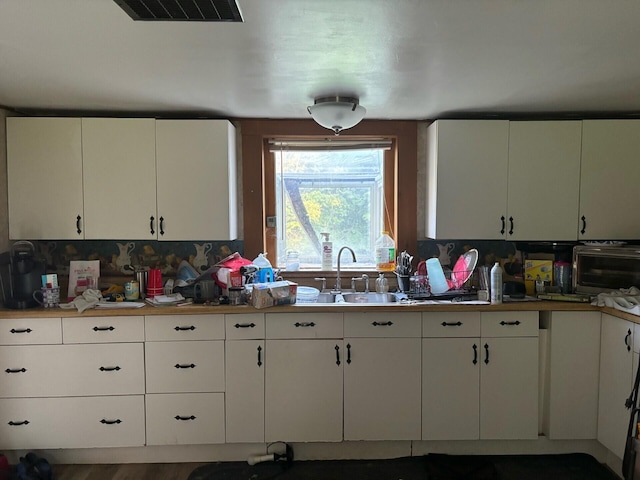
top-left (580, 120), bottom-right (640, 240)
top-left (426, 120), bottom-right (509, 239)
top-left (506, 121), bottom-right (582, 241)
top-left (7, 117), bottom-right (84, 240)
top-left (156, 120), bottom-right (237, 241)
top-left (82, 118), bottom-right (157, 240)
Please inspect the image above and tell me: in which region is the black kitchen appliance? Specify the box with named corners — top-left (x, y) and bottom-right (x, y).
top-left (0, 241), bottom-right (46, 309)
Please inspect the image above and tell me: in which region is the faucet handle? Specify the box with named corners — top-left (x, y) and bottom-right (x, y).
top-left (314, 277), bottom-right (327, 291)
top-left (351, 275), bottom-right (370, 292)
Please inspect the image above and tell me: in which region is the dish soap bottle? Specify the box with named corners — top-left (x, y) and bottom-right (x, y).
top-left (375, 273), bottom-right (389, 293)
top-left (375, 231), bottom-right (396, 271)
top-left (321, 232), bottom-right (333, 271)
top-left (490, 262), bottom-right (503, 304)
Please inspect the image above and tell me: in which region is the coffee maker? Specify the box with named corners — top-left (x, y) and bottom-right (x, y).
top-left (0, 241), bottom-right (45, 309)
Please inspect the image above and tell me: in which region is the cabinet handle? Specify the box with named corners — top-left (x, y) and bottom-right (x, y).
top-left (484, 343), bottom-right (490, 364)
top-left (472, 344), bottom-right (478, 365)
top-left (5, 368), bottom-right (26, 373)
top-left (159, 216), bottom-right (165, 236)
top-left (581, 215), bottom-right (587, 235)
top-left (8, 420), bottom-right (30, 426)
top-left (100, 419), bottom-right (122, 425)
top-left (335, 344), bottom-right (341, 366)
top-left (150, 216), bottom-right (155, 235)
top-left (500, 216), bottom-right (506, 235)
top-left (175, 415), bottom-right (196, 421)
top-left (294, 322), bottom-right (316, 327)
top-left (441, 321), bottom-right (462, 327)
top-left (76, 215), bottom-right (82, 235)
top-left (372, 321), bottom-right (393, 327)
top-left (10, 328), bottom-right (32, 334)
top-left (175, 325), bottom-right (196, 331)
top-left (499, 321), bottom-right (521, 326)
top-left (93, 326), bottom-right (115, 332)
top-left (99, 366), bottom-right (121, 372)
top-left (347, 343), bottom-right (352, 364)
top-left (625, 329), bottom-right (632, 352)
top-left (175, 363), bottom-right (196, 369)
top-left (235, 323), bottom-right (256, 328)
top-left (257, 345), bottom-right (262, 367)
top-left (508, 217), bottom-right (514, 236)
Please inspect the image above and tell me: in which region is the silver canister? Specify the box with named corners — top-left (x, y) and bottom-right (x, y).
top-left (134, 269), bottom-right (148, 299)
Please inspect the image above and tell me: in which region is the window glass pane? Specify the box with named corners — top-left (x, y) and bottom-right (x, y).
top-left (273, 148), bottom-right (385, 269)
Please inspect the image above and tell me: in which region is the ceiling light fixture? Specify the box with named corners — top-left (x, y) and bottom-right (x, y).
top-left (307, 96), bottom-right (366, 135)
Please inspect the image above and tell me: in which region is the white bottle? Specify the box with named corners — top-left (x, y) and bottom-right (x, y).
top-left (321, 233), bottom-right (333, 271)
top-left (490, 262), bottom-right (503, 305)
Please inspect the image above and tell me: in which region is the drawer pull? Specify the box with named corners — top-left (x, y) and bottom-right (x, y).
top-left (175, 325), bottom-right (196, 331)
top-left (5, 368), bottom-right (27, 373)
top-left (484, 343), bottom-right (490, 365)
top-left (99, 366), bottom-right (121, 372)
top-left (235, 323), bottom-right (256, 328)
top-left (93, 326), bottom-right (115, 332)
top-left (175, 363), bottom-right (196, 369)
top-left (347, 343), bottom-right (352, 364)
top-left (8, 420), bottom-right (30, 426)
top-left (10, 328), bottom-right (32, 334)
top-left (441, 321), bottom-right (462, 327)
top-left (500, 216), bottom-right (506, 235)
top-left (499, 321), bottom-right (521, 326)
top-left (472, 344), bottom-right (478, 365)
top-left (335, 344), bottom-right (341, 366)
top-left (257, 345), bottom-right (262, 367)
top-left (372, 321), bottom-right (393, 326)
top-left (625, 329), bottom-right (632, 351)
top-left (175, 415), bottom-right (196, 421)
top-left (100, 419), bottom-right (122, 425)
top-left (76, 215), bottom-right (82, 235)
top-left (581, 215), bottom-right (587, 235)
top-left (294, 322), bottom-right (316, 327)
top-left (150, 216), bottom-right (155, 235)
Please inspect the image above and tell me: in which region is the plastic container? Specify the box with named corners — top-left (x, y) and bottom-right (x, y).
top-left (321, 233), bottom-right (333, 270)
top-left (297, 286), bottom-right (320, 303)
top-left (253, 253), bottom-right (274, 283)
top-left (375, 273), bottom-right (389, 293)
top-left (427, 258), bottom-right (449, 294)
top-left (286, 251), bottom-right (300, 271)
top-left (490, 262), bottom-right (503, 304)
top-left (375, 231), bottom-right (396, 272)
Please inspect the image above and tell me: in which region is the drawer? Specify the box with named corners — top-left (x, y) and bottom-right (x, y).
top-left (481, 312), bottom-right (539, 337)
top-left (145, 393), bottom-right (225, 445)
top-left (145, 340), bottom-right (225, 393)
top-left (0, 318), bottom-right (62, 345)
top-left (0, 344), bottom-right (144, 398)
top-left (63, 316), bottom-right (144, 343)
top-left (344, 312), bottom-right (421, 337)
top-left (0, 395), bottom-right (145, 449)
top-left (422, 312), bottom-right (481, 337)
top-left (225, 313), bottom-right (265, 339)
top-left (266, 313), bottom-right (343, 339)
top-left (145, 314), bottom-right (224, 341)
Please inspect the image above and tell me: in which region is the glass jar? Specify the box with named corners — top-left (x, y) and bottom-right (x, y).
top-left (286, 250), bottom-right (300, 271)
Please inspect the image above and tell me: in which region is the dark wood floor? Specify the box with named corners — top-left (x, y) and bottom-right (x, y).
top-left (52, 463), bottom-right (207, 480)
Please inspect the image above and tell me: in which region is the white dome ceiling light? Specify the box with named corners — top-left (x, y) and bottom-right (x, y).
top-left (307, 96), bottom-right (366, 135)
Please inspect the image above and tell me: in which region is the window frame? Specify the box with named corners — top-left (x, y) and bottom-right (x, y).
top-left (240, 119), bottom-right (417, 272)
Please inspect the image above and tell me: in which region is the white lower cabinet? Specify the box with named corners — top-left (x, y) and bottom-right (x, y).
top-left (265, 313), bottom-right (343, 443)
top-left (343, 312), bottom-right (421, 441)
top-left (598, 313), bottom-right (634, 459)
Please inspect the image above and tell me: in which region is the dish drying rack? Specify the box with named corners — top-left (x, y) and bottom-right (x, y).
top-left (407, 271), bottom-right (477, 301)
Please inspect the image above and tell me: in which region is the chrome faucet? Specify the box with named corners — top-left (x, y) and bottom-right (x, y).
top-left (334, 246), bottom-right (356, 292)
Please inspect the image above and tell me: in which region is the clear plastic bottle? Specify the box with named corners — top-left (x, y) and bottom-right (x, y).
top-left (321, 233), bottom-right (333, 271)
top-left (375, 231), bottom-right (396, 272)
top-left (490, 262), bottom-right (503, 304)
top-left (375, 273), bottom-right (389, 293)
top-left (285, 250), bottom-right (300, 271)
top-left (253, 253), bottom-right (274, 283)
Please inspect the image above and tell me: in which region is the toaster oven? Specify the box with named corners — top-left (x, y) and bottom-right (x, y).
top-left (573, 245), bottom-right (640, 294)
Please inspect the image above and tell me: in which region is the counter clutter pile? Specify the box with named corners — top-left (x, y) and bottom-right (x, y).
top-left (592, 287), bottom-right (640, 316)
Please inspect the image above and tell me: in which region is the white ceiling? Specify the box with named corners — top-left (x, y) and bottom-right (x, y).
top-left (2, 0), bottom-right (640, 120)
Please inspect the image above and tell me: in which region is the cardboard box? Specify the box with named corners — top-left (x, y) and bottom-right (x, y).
top-left (250, 281), bottom-right (298, 309)
top-left (524, 259), bottom-right (553, 295)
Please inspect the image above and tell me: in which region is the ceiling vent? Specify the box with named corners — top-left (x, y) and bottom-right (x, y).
top-left (114, 0), bottom-right (243, 22)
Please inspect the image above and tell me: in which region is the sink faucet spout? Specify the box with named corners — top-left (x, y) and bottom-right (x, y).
top-left (335, 246), bottom-right (356, 292)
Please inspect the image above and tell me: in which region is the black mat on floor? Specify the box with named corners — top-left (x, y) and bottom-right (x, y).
top-left (187, 453), bottom-right (619, 480)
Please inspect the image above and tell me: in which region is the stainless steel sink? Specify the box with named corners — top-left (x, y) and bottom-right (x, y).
top-left (340, 292), bottom-right (397, 303)
top-left (316, 292), bottom-right (336, 303)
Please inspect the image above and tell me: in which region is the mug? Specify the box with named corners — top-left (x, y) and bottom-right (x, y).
top-left (33, 287), bottom-right (60, 308)
top-left (124, 280), bottom-right (140, 300)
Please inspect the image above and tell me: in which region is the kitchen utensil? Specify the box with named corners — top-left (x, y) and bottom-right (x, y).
top-left (451, 249), bottom-right (478, 289)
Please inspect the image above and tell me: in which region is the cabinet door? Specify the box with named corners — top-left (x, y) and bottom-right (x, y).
top-left (580, 120), bottom-right (640, 240)
top-left (156, 120), bottom-right (237, 240)
top-left (546, 311), bottom-right (600, 439)
top-left (265, 339), bottom-right (343, 442)
top-left (225, 340), bottom-right (265, 443)
top-left (344, 338), bottom-right (421, 440)
top-left (598, 314), bottom-right (634, 459)
top-left (6, 117), bottom-right (84, 239)
top-left (507, 121), bottom-right (582, 240)
top-left (480, 337), bottom-right (539, 439)
top-left (422, 338), bottom-right (480, 440)
top-left (426, 120), bottom-right (509, 239)
top-left (82, 118), bottom-right (157, 239)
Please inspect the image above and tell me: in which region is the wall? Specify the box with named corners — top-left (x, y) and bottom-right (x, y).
top-left (0, 108), bottom-right (8, 253)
